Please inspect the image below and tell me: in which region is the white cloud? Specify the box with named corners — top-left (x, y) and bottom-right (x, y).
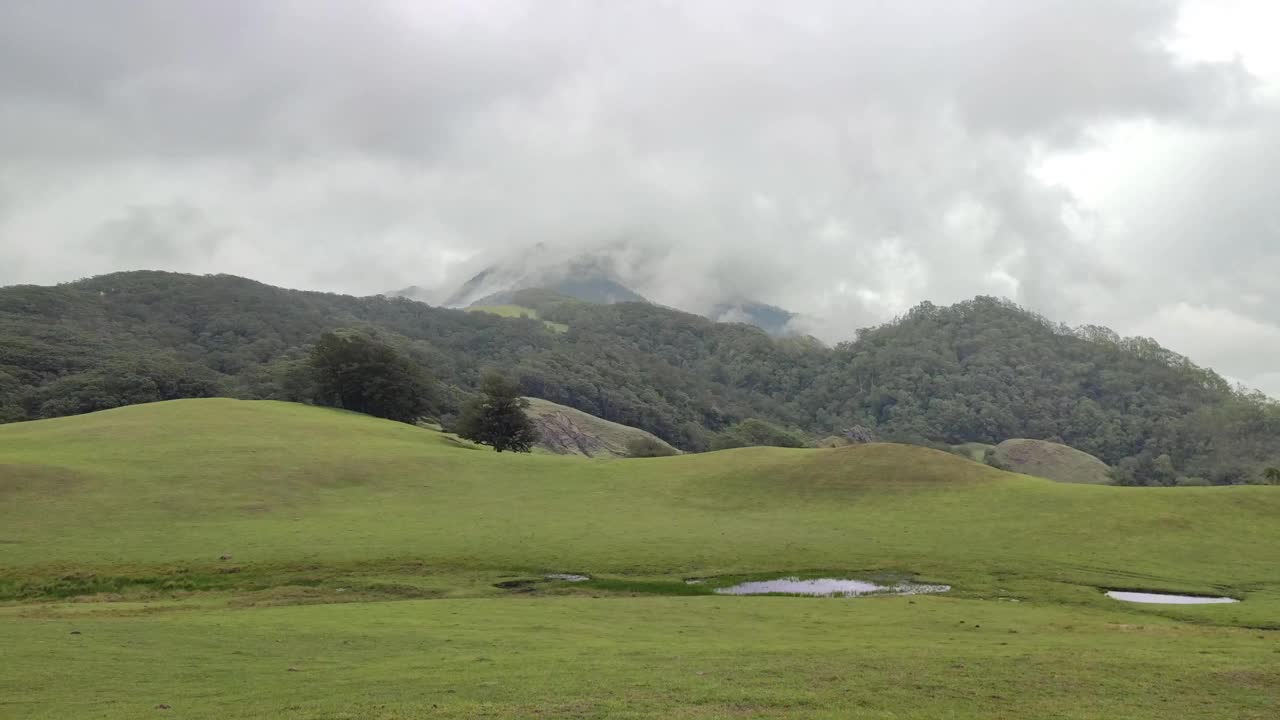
top-left (0, 0), bottom-right (1276, 395)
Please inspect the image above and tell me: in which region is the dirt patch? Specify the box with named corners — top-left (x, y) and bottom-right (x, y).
top-left (0, 464), bottom-right (86, 499)
top-left (1215, 670), bottom-right (1279, 690)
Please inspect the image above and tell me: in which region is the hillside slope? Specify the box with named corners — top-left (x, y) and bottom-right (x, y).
top-left (991, 438), bottom-right (1112, 484)
top-left (2, 400), bottom-right (1277, 623)
top-left (523, 397), bottom-right (677, 457)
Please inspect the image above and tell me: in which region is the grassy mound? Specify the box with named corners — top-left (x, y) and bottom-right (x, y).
top-left (522, 397), bottom-right (677, 457)
top-left (991, 438), bottom-right (1112, 484)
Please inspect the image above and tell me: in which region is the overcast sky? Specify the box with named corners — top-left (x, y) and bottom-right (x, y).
top-left (1, 1), bottom-right (1277, 395)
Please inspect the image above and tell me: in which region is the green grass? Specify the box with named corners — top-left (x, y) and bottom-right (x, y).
top-left (992, 438), bottom-right (1113, 484)
top-left (466, 304), bottom-right (568, 332)
top-left (5, 596), bottom-right (1277, 719)
top-left (1, 400), bottom-right (1278, 718)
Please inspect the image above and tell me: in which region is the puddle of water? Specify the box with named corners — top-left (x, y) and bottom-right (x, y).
top-left (1105, 591), bottom-right (1237, 605)
top-left (545, 574), bottom-right (590, 582)
top-left (714, 577), bottom-right (950, 597)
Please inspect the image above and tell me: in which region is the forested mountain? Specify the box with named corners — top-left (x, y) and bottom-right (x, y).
top-left (2, 271), bottom-right (1277, 484)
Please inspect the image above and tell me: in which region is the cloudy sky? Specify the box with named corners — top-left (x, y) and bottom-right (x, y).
top-left (1, 1), bottom-right (1277, 394)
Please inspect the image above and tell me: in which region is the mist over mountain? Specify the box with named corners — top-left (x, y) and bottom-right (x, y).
top-left (389, 242), bottom-right (805, 336)
top-left (3, 0), bottom-right (1279, 396)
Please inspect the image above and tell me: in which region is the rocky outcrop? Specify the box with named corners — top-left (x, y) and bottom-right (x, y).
top-left (523, 397), bottom-right (678, 458)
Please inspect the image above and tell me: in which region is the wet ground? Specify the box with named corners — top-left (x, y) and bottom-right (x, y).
top-left (1105, 590), bottom-right (1237, 605)
top-left (713, 577), bottom-right (950, 597)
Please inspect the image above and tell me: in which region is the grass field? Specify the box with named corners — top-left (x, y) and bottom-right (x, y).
top-left (1, 400), bottom-right (1277, 718)
top-left (466, 304), bottom-right (569, 332)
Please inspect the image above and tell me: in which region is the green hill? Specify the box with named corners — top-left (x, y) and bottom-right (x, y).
top-left (991, 438), bottom-right (1113, 484)
top-left (2, 271), bottom-right (1279, 482)
top-left (2, 400), bottom-right (1276, 605)
top-left (523, 397), bottom-right (677, 457)
top-left (3, 400), bottom-right (1279, 719)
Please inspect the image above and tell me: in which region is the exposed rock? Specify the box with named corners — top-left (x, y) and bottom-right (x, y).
top-left (841, 425), bottom-right (876, 444)
top-left (813, 425), bottom-right (877, 448)
top-left (522, 398), bottom-right (677, 458)
top-left (533, 408), bottom-right (609, 456)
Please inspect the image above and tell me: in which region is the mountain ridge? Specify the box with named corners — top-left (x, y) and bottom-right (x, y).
top-left (2, 269), bottom-right (1276, 484)
top-left (389, 246), bottom-right (802, 335)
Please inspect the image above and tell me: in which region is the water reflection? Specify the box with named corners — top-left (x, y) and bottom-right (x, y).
top-left (1105, 591), bottom-right (1236, 605)
top-left (715, 577), bottom-right (950, 597)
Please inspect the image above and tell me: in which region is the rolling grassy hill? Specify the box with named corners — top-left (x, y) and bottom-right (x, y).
top-left (2, 400), bottom-right (1278, 718)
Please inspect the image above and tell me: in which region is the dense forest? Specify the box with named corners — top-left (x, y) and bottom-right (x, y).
top-left (2, 271), bottom-right (1277, 484)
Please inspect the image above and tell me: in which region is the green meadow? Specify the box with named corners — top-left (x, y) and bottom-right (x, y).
top-left (466, 304), bottom-right (569, 332)
top-left (2, 399), bottom-right (1277, 718)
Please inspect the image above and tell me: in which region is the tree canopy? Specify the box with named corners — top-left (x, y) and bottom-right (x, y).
top-left (307, 331), bottom-right (435, 424)
top-left (2, 271), bottom-right (1278, 483)
top-left (454, 373), bottom-right (539, 452)
top-left (710, 418), bottom-right (807, 450)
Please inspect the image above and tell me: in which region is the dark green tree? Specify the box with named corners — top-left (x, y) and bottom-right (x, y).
top-left (455, 373), bottom-right (539, 452)
top-left (308, 331), bottom-right (434, 424)
top-left (1264, 467), bottom-right (1280, 485)
top-left (710, 418), bottom-right (807, 450)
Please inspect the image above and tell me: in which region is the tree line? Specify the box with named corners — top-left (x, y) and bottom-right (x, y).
top-left (2, 271), bottom-right (1278, 482)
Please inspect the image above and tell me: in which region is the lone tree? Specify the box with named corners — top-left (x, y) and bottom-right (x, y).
top-left (308, 331), bottom-right (434, 424)
top-left (1266, 467), bottom-right (1280, 485)
top-left (456, 373), bottom-right (539, 452)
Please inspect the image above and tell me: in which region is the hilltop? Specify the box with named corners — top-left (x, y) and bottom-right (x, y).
top-left (394, 244), bottom-right (803, 335)
top-left (1, 270), bottom-right (1278, 483)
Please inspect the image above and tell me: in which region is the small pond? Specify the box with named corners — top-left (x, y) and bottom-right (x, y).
top-left (1105, 590), bottom-right (1237, 605)
top-left (545, 573), bottom-right (590, 582)
top-left (714, 577), bottom-right (950, 597)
